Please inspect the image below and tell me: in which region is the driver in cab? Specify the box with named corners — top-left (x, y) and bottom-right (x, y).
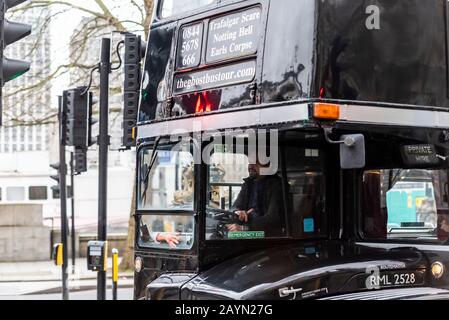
top-left (227, 157), bottom-right (284, 237)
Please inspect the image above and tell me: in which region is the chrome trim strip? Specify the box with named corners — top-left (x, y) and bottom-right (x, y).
top-left (137, 103), bottom-right (309, 139)
top-left (340, 104), bottom-right (449, 128)
top-left (356, 242), bottom-right (449, 252)
top-left (137, 103), bottom-right (449, 140)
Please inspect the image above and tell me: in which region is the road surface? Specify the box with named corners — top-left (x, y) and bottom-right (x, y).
top-left (0, 287), bottom-right (133, 300)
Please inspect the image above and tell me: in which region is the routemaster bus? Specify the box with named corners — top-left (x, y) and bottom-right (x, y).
top-left (133, 0), bottom-right (449, 300)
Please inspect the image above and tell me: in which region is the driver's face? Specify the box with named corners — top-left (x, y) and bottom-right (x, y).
top-left (248, 163), bottom-right (260, 179)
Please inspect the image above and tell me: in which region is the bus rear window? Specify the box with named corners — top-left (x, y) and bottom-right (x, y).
top-left (160, 0), bottom-right (215, 18)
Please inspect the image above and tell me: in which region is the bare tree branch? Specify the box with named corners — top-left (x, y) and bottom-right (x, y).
top-left (4, 0), bottom-right (153, 127)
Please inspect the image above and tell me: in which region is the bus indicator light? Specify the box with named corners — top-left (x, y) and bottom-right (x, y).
top-left (313, 103), bottom-right (340, 120)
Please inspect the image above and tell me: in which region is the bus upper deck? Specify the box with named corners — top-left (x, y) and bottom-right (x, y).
top-left (138, 0), bottom-right (449, 131)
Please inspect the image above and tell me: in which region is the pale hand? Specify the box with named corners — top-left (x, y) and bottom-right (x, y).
top-left (157, 233), bottom-right (181, 248)
top-left (235, 208), bottom-right (254, 223)
top-left (227, 224), bottom-right (246, 232)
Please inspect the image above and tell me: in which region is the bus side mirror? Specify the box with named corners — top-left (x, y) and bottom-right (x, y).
top-left (340, 134), bottom-right (365, 169)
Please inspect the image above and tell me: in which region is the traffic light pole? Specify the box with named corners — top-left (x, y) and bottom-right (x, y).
top-left (70, 152), bottom-right (76, 274)
top-left (58, 96), bottom-right (69, 300)
top-left (97, 38), bottom-right (111, 301)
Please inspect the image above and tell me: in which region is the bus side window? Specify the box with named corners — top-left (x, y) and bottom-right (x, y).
top-left (289, 175), bottom-right (324, 237)
top-left (433, 171), bottom-right (449, 241)
top-left (284, 147), bottom-right (325, 238)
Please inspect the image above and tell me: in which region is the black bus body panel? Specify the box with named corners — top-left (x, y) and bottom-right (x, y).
top-left (139, 240), bottom-right (449, 300)
top-left (315, 0), bottom-right (449, 107)
top-left (139, 22), bottom-right (176, 122)
top-left (134, 251), bottom-right (199, 299)
top-left (260, 0), bottom-right (316, 103)
top-left (138, 0), bottom-right (449, 123)
top-left (178, 241), bottom-right (448, 300)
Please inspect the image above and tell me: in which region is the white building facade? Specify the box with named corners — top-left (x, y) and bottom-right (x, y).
top-left (0, 8), bottom-right (135, 233)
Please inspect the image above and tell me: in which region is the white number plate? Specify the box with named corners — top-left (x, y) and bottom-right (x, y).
top-left (365, 271), bottom-right (424, 289)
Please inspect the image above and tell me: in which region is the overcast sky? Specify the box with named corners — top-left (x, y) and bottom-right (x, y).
top-left (50, 1), bottom-right (96, 105)
top-left (49, 1), bottom-right (143, 105)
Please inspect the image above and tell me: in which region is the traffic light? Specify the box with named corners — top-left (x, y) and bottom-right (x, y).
top-left (0, 0), bottom-right (31, 84)
top-left (0, 0), bottom-right (32, 123)
top-left (87, 91), bottom-right (98, 147)
top-left (62, 87), bottom-right (89, 148)
top-left (60, 88), bottom-right (93, 176)
top-left (74, 147), bottom-right (87, 174)
top-left (122, 33), bottom-right (146, 149)
top-left (50, 162), bottom-right (61, 198)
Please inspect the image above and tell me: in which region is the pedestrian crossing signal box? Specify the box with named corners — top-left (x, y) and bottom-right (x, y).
top-left (87, 241), bottom-right (108, 272)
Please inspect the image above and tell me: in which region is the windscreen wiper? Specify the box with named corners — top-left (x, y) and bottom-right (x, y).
top-left (141, 136), bottom-right (162, 203)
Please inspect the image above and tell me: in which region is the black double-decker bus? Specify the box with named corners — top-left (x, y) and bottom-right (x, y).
top-left (133, 0), bottom-right (449, 300)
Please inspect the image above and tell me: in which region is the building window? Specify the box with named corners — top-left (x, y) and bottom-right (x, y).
top-left (29, 186), bottom-right (48, 200)
top-left (20, 127), bottom-right (25, 143)
top-left (6, 187), bottom-right (25, 201)
top-left (12, 128), bottom-right (17, 143)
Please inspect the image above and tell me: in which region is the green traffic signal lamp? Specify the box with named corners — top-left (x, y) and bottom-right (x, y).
top-left (3, 56), bottom-right (30, 82)
top-left (0, 0), bottom-right (32, 85)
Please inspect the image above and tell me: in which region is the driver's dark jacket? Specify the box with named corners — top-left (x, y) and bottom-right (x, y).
top-left (232, 175), bottom-right (284, 237)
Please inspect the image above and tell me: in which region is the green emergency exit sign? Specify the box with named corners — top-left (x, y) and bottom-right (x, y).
top-left (228, 231), bottom-right (265, 239)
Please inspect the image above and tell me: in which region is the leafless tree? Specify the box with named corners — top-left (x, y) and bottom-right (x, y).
top-left (6, 0), bottom-right (154, 127)
top-left (9, 0), bottom-right (154, 270)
